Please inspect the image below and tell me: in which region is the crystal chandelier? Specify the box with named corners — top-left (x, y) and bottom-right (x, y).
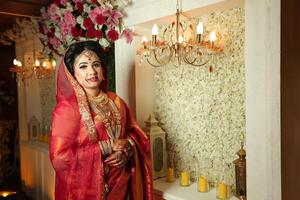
top-left (137, 0), bottom-right (224, 67)
top-left (10, 40), bottom-right (56, 82)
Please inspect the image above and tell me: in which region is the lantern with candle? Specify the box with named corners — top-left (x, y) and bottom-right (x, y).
top-left (216, 163), bottom-right (230, 200)
top-left (180, 169), bottom-right (190, 187)
top-left (197, 157), bottom-right (210, 193)
top-left (166, 152), bottom-right (175, 182)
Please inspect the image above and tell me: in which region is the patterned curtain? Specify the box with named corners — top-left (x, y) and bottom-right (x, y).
top-left (0, 120), bottom-right (18, 185)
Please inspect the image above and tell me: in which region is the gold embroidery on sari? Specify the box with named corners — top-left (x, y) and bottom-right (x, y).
top-left (64, 65), bottom-right (98, 142)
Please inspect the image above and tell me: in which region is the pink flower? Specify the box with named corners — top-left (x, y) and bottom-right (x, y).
top-left (48, 4), bottom-right (60, 23)
top-left (89, 7), bottom-right (104, 22)
top-left (73, 0), bottom-right (83, 3)
top-left (107, 29), bottom-right (119, 41)
top-left (103, 6), bottom-right (123, 27)
top-left (60, 0), bottom-right (68, 6)
top-left (121, 29), bottom-right (134, 43)
top-left (63, 11), bottom-right (76, 27)
top-left (83, 18), bottom-right (94, 29)
top-left (49, 36), bottom-right (61, 48)
top-left (60, 21), bottom-right (71, 37)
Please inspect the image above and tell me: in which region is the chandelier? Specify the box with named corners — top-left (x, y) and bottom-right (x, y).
top-left (137, 0), bottom-right (224, 67)
top-left (10, 40), bottom-right (56, 82)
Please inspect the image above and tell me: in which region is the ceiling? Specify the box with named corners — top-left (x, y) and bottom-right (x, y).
top-left (0, 0), bottom-right (51, 32)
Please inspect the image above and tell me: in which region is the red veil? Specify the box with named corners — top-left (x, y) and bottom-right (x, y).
top-left (50, 56), bottom-right (153, 200)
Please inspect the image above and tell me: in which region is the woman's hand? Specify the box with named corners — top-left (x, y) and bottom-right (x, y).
top-left (112, 139), bottom-right (129, 151)
top-left (104, 151), bottom-right (127, 167)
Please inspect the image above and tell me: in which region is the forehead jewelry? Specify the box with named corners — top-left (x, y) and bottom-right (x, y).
top-left (81, 49), bottom-right (96, 61)
top-left (74, 49), bottom-right (99, 65)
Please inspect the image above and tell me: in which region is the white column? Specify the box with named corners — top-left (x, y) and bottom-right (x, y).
top-left (15, 40), bottom-right (28, 141)
top-left (245, 0), bottom-right (281, 199)
top-left (115, 38), bottom-right (137, 115)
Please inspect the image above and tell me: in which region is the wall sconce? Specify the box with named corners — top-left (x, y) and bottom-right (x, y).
top-left (10, 55), bottom-right (56, 82)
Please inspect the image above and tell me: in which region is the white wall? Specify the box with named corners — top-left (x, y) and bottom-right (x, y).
top-left (115, 0), bottom-right (281, 199)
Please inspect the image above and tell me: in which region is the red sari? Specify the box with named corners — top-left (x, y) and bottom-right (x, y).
top-left (50, 60), bottom-right (153, 200)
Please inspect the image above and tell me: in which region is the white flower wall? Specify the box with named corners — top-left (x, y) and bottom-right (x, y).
top-left (154, 8), bottom-right (245, 185)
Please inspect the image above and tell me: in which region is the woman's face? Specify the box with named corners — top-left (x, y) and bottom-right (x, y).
top-left (73, 50), bottom-right (103, 96)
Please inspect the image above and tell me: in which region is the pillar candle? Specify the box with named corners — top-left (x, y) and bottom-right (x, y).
top-left (166, 168), bottom-right (175, 182)
top-left (217, 182), bottom-right (228, 199)
top-left (180, 171), bottom-right (190, 186)
top-left (198, 176), bottom-right (208, 192)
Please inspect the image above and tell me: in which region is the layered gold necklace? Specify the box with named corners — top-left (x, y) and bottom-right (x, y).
top-left (87, 91), bottom-right (122, 140)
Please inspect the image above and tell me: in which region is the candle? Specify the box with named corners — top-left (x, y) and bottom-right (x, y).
top-left (52, 60), bottom-right (56, 68)
top-left (13, 59), bottom-right (18, 66)
top-left (180, 171), bottom-right (190, 186)
top-left (151, 24), bottom-right (158, 45)
top-left (17, 61), bottom-right (22, 67)
top-left (178, 35), bottom-right (184, 43)
top-left (142, 36), bottom-right (148, 48)
top-left (196, 22), bottom-right (204, 34)
top-left (142, 36), bottom-right (148, 43)
top-left (196, 22), bottom-right (203, 43)
top-left (217, 182), bottom-right (228, 199)
top-left (210, 31), bottom-right (216, 48)
top-left (166, 168), bottom-right (175, 182)
top-left (35, 60), bottom-right (40, 67)
top-left (198, 175), bottom-right (208, 192)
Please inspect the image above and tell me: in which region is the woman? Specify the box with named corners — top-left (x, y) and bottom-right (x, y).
top-left (50, 41), bottom-right (153, 200)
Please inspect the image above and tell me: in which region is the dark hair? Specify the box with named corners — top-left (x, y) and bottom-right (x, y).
top-left (64, 41), bottom-right (105, 75)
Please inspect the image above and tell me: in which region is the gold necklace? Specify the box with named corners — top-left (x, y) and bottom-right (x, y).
top-left (87, 92), bottom-right (121, 140)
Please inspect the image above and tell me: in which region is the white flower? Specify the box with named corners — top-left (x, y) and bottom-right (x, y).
top-left (83, 4), bottom-right (91, 13)
top-left (99, 38), bottom-right (110, 48)
top-left (66, 2), bottom-right (73, 11)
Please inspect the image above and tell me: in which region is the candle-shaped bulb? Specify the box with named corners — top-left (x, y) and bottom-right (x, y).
top-left (142, 36), bottom-right (148, 43)
top-left (210, 31), bottom-right (216, 48)
top-left (35, 60), bottom-right (40, 67)
top-left (196, 22), bottom-right (204, 34)
top-left (17, 61), bottom-right (22, 67)
top-left (210, 31), bottom-right (216, 42)
top-left (152, 24), bottom-right (158, 36)
top-left (42, 61), bottom-right (47, 68)
top-left (52, 60), bottom-right (56, 68)
top-left (178, 35), bottom-right (184, 43)
top-left (13, 59), bottom-right (18, 66)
